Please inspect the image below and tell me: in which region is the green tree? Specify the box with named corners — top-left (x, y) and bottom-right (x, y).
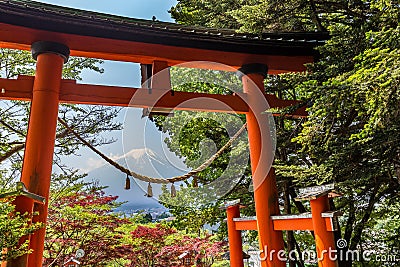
top-left (159, 1), bottom-right (400, 266)
top-left (293, 25), bottom-right (400, 266)
top-left (154, 67), bottom-right (253, 236)
top-left (0, 177), bottom-right (42, 261)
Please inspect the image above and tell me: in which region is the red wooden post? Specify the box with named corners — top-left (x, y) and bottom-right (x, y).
top-left (7, 41), bottom-right (69, 267)
top-left (151, 60), bottom-right (171, 89)
top-left (310, 195), bottom-right (338, 267)
top-left (240, 64), bottom-right (285, 267)
top-left (225, 201), bottom-right (244, 267)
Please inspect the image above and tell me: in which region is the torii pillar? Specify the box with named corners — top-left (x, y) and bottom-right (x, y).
top-left (7, 41), bottom-right (69, 267)
top-left (239, 64), bottom-right (285, 267)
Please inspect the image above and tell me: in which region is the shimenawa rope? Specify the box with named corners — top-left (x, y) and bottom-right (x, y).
top-left (58, 118), bottom-right (247, 184)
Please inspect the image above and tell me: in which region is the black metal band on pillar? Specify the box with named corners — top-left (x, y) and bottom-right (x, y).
top-left (236, 63), bottom-right (268, 79)
top-left (31, 41), bottom-right (70, 63)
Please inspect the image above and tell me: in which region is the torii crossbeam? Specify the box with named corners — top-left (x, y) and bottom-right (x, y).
top-left (0, 1), bottom-right (335, 267)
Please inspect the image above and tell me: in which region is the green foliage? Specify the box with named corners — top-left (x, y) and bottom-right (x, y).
top-left (289, 3), bottom-right (400, 265)
top-left (348, 27), bottom-right (400, 139)
top-left (153, 67), bottom-right (253, 234)
top-left (0, 172), bottom-right (42, 263)
top-left (171, 0), bottom-right (389, 33)
top-left (155, 109), bottom-right (253, 234)
top-left (0, 49), bottom-right (103, 79)
top-left (211, 260), bottom-right (230, 267)
top-left (164, 1), bottom-right (400, 266)
top-left (0, 200), bottom-right (42, 261)
top-left (170, 0), bottom-right (244, 29)
top-left (160, 183), bottom-right (224, 233)
top-left (229, 0), bottom-right (323, 33)
top-left (170, 67), bottom-right (241, 94)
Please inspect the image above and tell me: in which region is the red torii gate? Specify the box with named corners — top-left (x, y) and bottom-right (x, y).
top-left (0, 1), bottom-right (336, 267)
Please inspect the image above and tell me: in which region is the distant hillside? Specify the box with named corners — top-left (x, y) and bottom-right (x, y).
top-left (85, 147), bottom-right (188, 209)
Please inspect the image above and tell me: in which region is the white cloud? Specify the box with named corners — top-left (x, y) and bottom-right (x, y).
top-left (81, 148), bottom-right (159, 173)
top-left (80, 157), bottom-right (107, 173)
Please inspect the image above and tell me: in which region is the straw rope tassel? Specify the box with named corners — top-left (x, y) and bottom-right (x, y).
top-left (124, 175), bottom-right (131, 190)
top-left (171, 183), bottom-right (176, 197)
top-left (192, 175), bottom-right (199, 188)
top-left (147, 183), bottom-right (153, 198)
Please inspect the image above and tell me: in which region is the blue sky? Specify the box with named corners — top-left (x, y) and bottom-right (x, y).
top-left (36, 0), bottom-right (177, 22)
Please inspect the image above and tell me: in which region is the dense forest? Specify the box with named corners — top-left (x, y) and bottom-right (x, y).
top-left (160, 0), bottom-right (400, 266)
top-left (1, 0), bottom-right (399, 266)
